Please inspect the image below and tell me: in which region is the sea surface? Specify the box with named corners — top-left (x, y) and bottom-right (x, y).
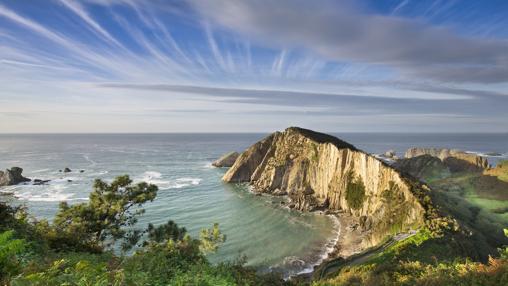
top-left (0, 132), bottom-right (507, 276)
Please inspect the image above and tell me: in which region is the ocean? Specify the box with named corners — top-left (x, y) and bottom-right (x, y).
top-left (0, 132), bottom-right (507, 276)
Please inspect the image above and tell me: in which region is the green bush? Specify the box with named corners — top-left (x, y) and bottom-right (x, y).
top-left (0, 230), bottom-right (28, 283)
top-left (345, 171), bottom-right (366, 210)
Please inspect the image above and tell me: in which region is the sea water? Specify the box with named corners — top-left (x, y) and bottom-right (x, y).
top-left (0, 132), bottom-right (506, 276)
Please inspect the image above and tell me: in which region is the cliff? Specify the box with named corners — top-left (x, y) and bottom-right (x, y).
top-left (405, 148), bottom-right (489, 172)
top-left (223, 127), bottom-right (431, 248)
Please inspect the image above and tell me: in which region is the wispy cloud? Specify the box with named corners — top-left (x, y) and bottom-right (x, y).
top-left (0, 0), bottom-right (507, 132)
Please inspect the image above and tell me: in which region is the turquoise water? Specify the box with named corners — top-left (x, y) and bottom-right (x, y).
top-left (0, 133), bottom-right (506, 276)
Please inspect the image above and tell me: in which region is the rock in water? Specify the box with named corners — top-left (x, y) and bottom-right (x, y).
top-left (63, 167), bottom-right (72, 173)
top-left (212, 152), bottom-right (240, 167)
top-left (393, 155), bottom-right (451, 181)
top-left (383, 150), bottom-right (396, 159)
top-left (404, 148), bottom-right (489, 172)
top-left (0, 167), bottom-right (31, 186)
top-left (223, 127), bottom-right (431, 248)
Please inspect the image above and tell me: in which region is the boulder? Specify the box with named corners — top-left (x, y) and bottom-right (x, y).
top-left (63, 167), bottom-right (72, 173)
top-left (212, 152), bottom-right (240, 168)
top-left (0, 167), bottom-right (31, 186)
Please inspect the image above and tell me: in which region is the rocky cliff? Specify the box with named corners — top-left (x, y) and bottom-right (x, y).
top-left (223, 127), bottom-right (432, 248)
top-left (405, 148), bottom-right (489, 172)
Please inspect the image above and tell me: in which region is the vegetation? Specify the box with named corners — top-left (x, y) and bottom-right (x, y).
top-left (314, 228), bottom-right (508, 286)
top-left (345, 171), bottom-right (366, 210)
top-left (0, 175), bottom-right (287, 286)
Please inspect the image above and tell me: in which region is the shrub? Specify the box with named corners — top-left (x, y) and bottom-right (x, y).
top-left (345, 171), bottom-right (366, 210)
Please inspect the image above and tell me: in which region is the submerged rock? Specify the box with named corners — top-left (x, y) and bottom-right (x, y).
top-left (405, 148), bottom-right (489, 172)
top-left (33, 179), bottom-right (51, 185)
top-left (223, 127), bottom-right (429, 248)
top-left (212, 152), bottom-right (240, 167)
top-left (0, 167), bottom-right (31, 186)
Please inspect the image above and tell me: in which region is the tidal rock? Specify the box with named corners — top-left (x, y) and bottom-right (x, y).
top-left (212, 152), bottom-right (240, 168)
top-left (63, 167), bottom-right (72, 173)
top-left (0, 167), bottom-right (31, 186)
top-left (223, 127), bottom-right (429, 248)
top-left (383, 150), bottom-right (396, 159)
top-left (33, 179), bottom-right (51, 185)
top-left (405, 148), bottom-right (489, 172)
top-left (393, 154), bottom-right (451, 181)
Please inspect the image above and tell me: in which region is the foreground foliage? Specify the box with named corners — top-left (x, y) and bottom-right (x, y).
top-left (0, 175), bottom-right (287, 285)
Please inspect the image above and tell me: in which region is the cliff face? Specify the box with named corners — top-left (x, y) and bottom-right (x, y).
top-left (405, 148), bottom-right (489, 172)
top-left (223, 127), bottom-right (428, 247)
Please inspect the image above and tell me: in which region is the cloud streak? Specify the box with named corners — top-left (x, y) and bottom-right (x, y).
top-left (190, 0), bottom-right (508, 83)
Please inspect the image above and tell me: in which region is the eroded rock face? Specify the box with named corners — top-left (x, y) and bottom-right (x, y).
top-left (223, 127), bottom-right (427, 247)
top-left (0, 167), bottom-right (31, 186)
top-left (405, 148), bottom-right (489, 172)
top-left (212, 152), bottom-right (240, 167)
top-left (393, 155), bottom-right (451, 181)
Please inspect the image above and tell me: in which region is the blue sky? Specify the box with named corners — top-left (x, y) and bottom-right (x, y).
top-left (0, 0), bottom-right (507, 133)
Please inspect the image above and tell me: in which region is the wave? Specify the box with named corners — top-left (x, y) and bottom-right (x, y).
top-left (139, 172), bottom-right (202, 190)
top-left (83, 154), bottom-right (97, 166)
top-left (291, 215), bottom-right (341, 278)
top-left (171, 177), bottom-right (202, 189)
top-left (465, 150), bottom-right (507, 158)
top-left (13, 185), bottom-right (88, 202)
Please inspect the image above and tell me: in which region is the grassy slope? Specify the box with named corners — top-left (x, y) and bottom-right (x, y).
top-left (312, 161), bottom-right (508, 286)
top-left (313, 229), bottom-right (508, 286)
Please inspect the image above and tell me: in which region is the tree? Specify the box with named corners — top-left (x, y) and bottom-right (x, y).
top-left (53, 175), bottom-right (158, 251)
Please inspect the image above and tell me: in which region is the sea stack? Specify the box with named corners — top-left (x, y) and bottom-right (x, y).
top-left (223, 127), bottom-right (434, 248)
top-left (0, 167), bottom-right (31, 186)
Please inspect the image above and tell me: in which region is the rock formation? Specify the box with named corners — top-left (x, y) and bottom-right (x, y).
top-left (404, 148), bottom-right (489, 172)
top-left (0, 167), bottom-right (31, 186)
top-left (212, 152), bottom-right (240, 167)
top-left (223, 127), bottom-right (431, 248)
top-left (393, 155), bottom-right (451, 181)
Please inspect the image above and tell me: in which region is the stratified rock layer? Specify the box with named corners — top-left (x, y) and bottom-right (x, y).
top-left (405, 148), bottom-right (489, 172)
top-left (212, 152), bottom-right (240, 167)
top-left (0, 167), bottom-right (31, 186)
top-left (223, 127), bottom-right (427, 247)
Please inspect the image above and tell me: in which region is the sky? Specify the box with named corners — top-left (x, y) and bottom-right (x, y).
top-left (0, 0), bottom-right (507, 133)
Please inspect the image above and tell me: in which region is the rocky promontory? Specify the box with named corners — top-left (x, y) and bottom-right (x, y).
top-left (405, 148), bottom-right (489, 172)
top-left (212, 152), bottom-right (239, 167)
top-left (0, 167), bottom-right (31, 186)
top-left (223, 127), bottom-right (436, 249)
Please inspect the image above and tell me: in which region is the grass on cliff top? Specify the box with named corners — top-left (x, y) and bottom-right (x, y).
top-left (312, 228), bottom-right (508, 286)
